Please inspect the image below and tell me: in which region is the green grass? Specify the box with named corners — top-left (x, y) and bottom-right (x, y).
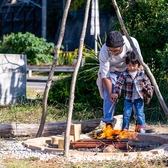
top-left (0, 88), bottom-right (101, 124)
top-left (26, 89), bottom-right (44, 99)
top-left (0, 101), bottom-right (67, 124)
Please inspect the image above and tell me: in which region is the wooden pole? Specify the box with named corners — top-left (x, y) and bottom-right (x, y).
top-left (64, 0), bottom-right (92, 157)
top-left (36, 0), bottom-right (72, 137)
top-left (111, 0), bottom-right (168, 117)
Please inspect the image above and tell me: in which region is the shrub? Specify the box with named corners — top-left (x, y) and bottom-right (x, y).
top-left (49, 49), bottom-right (100, 104)
top-left (57, 50), bottom-right (77, 66)
top-left (0, 32), bottom-right (55, 65)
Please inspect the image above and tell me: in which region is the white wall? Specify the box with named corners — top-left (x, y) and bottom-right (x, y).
top-left (0, 54), bottom-right (26, 105)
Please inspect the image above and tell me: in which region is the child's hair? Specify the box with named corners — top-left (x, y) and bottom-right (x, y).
top-left (125, 51), bottom-right (140, 66)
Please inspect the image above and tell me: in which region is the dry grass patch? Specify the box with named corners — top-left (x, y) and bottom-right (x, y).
top-left (2, 157), bottom-right (168, 168)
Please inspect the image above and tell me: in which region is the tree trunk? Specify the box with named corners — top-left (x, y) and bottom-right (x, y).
top-left (111, 0), bottom-right (168, 117)
top-left (0, 119), bottom-right (101, 138)
top-left (64, 0), bottom-right (92, 157)
top-left (36, 0), bottom-right (72, 137)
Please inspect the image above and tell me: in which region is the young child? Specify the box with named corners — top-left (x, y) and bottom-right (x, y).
top-left (111, 51), bottom-right (153, 133)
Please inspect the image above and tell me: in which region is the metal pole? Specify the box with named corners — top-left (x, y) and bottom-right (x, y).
top-left (94, 0), bottom-right (98, 54)
top-left (42, 0), bottom-right (46, 38)
top-left (94, 0), bottom-right (100, 54)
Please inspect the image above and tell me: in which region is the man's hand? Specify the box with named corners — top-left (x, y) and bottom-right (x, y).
top-left (110, 93), bottom-right (118, 102)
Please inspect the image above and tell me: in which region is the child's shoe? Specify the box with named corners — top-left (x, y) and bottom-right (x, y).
top-left (139, 128), bottom-right (146, 133)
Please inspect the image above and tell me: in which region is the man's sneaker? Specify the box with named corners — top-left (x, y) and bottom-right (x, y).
top-left (146, 123), bottom-right (155, 133)
top-left (146, 128), bottom-right (155, 133)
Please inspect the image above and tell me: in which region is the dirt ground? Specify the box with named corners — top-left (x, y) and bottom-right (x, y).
top-left (106, 115), bottom-right (168, 135)
top-left (129, 123), bottom-right (168, 135)
top-left (98, 117), bottom-right (168, 135)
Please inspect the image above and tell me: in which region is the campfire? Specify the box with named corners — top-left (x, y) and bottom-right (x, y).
top-left (70, 125), bottom-right (139, 152)
top-left (93, 125), bottom-right (138, 140)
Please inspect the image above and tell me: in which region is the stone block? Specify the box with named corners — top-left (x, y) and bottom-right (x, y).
top-left (103, 145), bottom-right (115, 153)
top-left (113, 115), bottom-right (123, 130)
top-left (70, 124), bottom-right (81, 141)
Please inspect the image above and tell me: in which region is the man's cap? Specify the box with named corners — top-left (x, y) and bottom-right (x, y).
top-left (106, 31), bottom-right (124, 48)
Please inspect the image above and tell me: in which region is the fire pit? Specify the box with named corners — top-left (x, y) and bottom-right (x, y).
top-left (70, 138), bottom-right (128, 150)
top-left (23, 132), bottom-right (168, 159)
top-left (69, 125), bottom-right (137, 151)
top-left (69, 139), bottom-right (161, 153)
top-left (69, 125), bottom-right (161, 153)
top-left (22, 122), bottom-right (168, 159)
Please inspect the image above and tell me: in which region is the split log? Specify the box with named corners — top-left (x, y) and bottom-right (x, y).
top-left (0, 119), bottom-right (101, 138)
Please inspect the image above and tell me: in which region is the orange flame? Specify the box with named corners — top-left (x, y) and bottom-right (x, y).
top-left (94, 125), bottom-right (138, 140)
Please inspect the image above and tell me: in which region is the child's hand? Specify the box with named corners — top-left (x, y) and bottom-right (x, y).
top-left (110, 94), bottom-right (118, 103)
top-left (139, 65), bottom-right (144, 70)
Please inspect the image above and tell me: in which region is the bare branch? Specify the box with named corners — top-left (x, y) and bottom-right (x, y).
top-left (36, 0), bottom-right (72, 137)
top-left (64, 0), bottom-right (92, 157)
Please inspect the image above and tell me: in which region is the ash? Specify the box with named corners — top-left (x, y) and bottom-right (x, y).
top-left (72, 147), bottom-right (104, 153)
top-left (128, 140), bottom-right (161, 152)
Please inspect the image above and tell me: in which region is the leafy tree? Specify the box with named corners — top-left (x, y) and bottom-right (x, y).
top-left (113, 0), bottom-right (168, 73)
top-left (69, 0), bottom-right (116, 15)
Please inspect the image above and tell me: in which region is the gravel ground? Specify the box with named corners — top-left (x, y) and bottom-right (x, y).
top-left (0, 138), bottom-right (63, 161)
top-left (0, 124), bottom-right (168, 163)
top-left (0, 138), bottom-right (168, 163)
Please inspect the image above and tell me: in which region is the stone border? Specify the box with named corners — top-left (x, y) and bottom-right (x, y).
top-left (23, 133), bottom-right (168, 157)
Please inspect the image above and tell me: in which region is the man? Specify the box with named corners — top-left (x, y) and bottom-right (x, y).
top-left (97, 30), bottom-right (155, 133)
